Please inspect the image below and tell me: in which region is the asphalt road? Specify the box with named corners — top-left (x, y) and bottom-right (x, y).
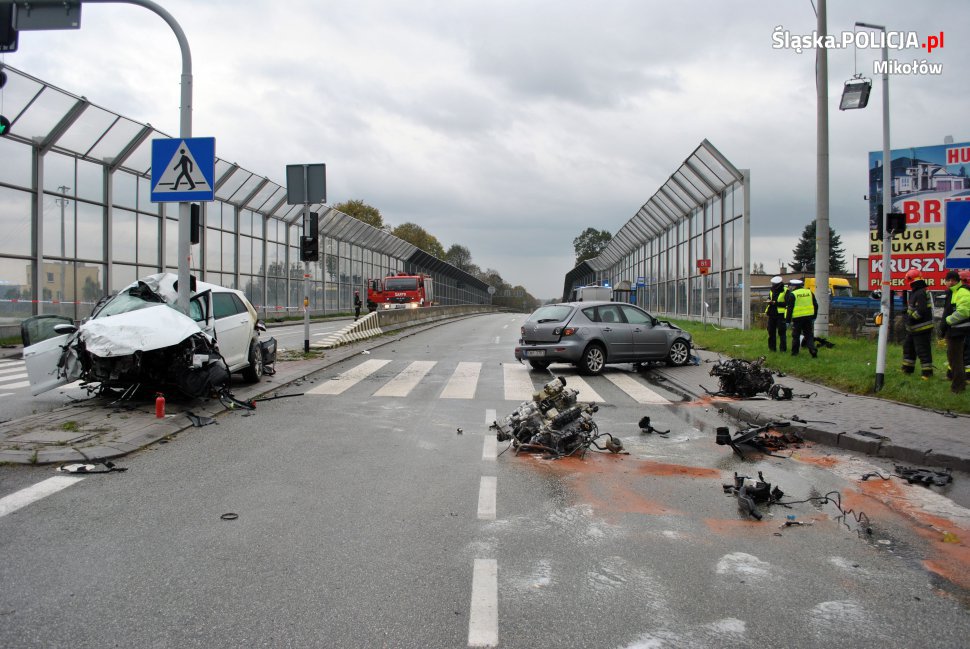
top-left (0, 313), bottom-right (967, 648)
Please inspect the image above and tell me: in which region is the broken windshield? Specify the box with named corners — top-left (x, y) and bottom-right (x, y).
top-left (92, 282), bottom-right (167, 319)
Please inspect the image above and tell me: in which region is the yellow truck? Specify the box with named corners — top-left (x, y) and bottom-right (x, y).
top-left (804, 277), bottom-right (853, 297)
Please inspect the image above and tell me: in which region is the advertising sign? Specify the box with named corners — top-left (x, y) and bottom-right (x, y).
top-left (868, 141), bottom-right (970, 290)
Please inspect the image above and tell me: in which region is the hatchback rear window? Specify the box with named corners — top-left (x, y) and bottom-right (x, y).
top-left (529, 305), bottom-right (573, 323)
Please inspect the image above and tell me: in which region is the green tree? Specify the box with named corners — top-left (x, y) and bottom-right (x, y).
top-left (392, 222), bottom-right (446, 258)
top-left (334, 199), bottom-right (385, 230)
top-left (791, 220), bottom-right (847, 273)
top-left (444, 244), bottom-right (473, 271)
top-left (573, 228), bottom-right (612, 265)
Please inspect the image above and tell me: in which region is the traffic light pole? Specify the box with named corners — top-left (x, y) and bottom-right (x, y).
top-left (303, 203), bottom-right (310, 354)
top-left (83, 0), bottom-right (194, 314)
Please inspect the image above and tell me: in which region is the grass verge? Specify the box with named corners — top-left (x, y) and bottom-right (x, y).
top-left (670, 319), bottom-right (969, 415)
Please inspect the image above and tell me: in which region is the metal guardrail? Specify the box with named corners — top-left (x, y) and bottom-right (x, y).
top-left (312, 305), bottom-right (500, 349)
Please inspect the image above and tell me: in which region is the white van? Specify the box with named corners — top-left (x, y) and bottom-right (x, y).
top-left (573, 285), bottom-right (612, 301)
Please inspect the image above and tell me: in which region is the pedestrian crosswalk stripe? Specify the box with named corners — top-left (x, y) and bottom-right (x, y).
top-left (304, 358), bottom-right (673, 404)
top-left (0, 372), bottom-right (28, 384)
top-left (441, 362), bottom-right (481, 399)
top-left (0, 366), bottom-right (26, 377)
top-left (0, 380), bottom-right (29, 390)
top-left (603, 371), bottom-right (668, 404)
top-left (373, 360), bottom-right (436, 397)
top-left (503, 363), bottom-right (535, 401)
top-left (306, 358), bottom-right (391, 395)
top-left (561, 374), bottom-right (604, 402)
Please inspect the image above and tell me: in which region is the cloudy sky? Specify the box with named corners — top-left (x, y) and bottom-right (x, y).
top-left (4, 0), bottom-right (967, 298)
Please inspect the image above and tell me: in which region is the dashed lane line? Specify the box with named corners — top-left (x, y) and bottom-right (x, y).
top-left (468, 559), bottom-right (498, 647)
top-left (0, 476), bottom-right (85, 519)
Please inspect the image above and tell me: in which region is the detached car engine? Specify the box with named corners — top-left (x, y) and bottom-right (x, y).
top-left (493, 376), bottom-right (622, 457)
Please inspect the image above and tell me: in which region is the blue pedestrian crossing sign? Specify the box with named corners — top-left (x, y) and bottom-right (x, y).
top-left (945, 201), bottom-right (970, 269)
top-left (150, 137), bottom-right (215, 202)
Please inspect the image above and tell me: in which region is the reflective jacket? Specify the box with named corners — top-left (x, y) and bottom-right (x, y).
top-left (904, 279), bottom-right (934, 333)
top-left (765, 285), bottom-right (788, 317)
top-left (786, 287), bottom-right (817, 320)
top-left (944, 283), bottom-right (970, 335)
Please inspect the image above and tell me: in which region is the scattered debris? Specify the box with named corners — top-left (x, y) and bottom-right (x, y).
top-left (707, 357), bottom-right (774, 397)
top-left (56, 461), bottom-right (127, 474)
top-left (220, 513), bottom-right (239, 521)
top-left (815, 336), bottom-right (836, 349)
top-left (860, 471), bottom-right (891, 481)
top-left (456, 427), bottom-right (463, 435)
top-left (723, 471), bottom-right (785, 520)
top-left (492, 376), bottom-right (623, 458)
top-left (638, 416), bottom-right (670, 436)
top-left (186, 411), bottom-right (218, 427)
top-left (894, 465), bottom-right (953, 487)
top-left (767, 384), bottom-right (793, 400)
top-left (715, 422), bottom-right (801, 459)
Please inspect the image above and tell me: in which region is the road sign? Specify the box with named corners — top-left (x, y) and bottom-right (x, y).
top-left (286, 163), bottom-right (326, 205)
top-left (151, 137), bottom-right (215, 202)
top-left (945, 201), bottom-right (970, 269)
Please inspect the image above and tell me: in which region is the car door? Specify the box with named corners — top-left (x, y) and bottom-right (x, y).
top-left (23, 331), bottom-right (80, 396)
top-left (620, 305), bottom-right (666, 359)
top-left (211, 291), bottom-right (252, 369)
top-left (594, 304), bottom-right (633, 361)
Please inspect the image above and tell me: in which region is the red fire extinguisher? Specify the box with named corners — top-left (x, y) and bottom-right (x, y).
top-left (155, 393), bottom-right (166, 418)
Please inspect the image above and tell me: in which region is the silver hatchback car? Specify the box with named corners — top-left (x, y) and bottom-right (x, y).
top-left (514, 301), bottom-right (693, 374)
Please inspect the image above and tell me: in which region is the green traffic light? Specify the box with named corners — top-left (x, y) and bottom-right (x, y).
top-left (0, 115), bottom-right (10, 136)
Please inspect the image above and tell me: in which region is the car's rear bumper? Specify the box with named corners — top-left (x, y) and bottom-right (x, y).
top-left (514, 340), bottom-right (584, 363)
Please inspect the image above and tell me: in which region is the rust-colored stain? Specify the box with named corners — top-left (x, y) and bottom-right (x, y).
top-left (523, 454), bottom-right (694, 522)
top-left (702, 517), bottom-right (766, 534)
top-left (635, 460), bottom-right (722, 479)
top-left (790, 450), bottom-right (838, 468)
top-left (845, 480), bottom-right (970, 592)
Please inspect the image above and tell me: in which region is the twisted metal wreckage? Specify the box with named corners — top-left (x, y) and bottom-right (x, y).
top-left (491, 376), bottom-right (625, 457)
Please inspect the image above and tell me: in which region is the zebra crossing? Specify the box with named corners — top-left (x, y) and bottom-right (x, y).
top-left (0, 358), bottom-right (29, 396)
top-left (307, 358), bottom-right (672, 404)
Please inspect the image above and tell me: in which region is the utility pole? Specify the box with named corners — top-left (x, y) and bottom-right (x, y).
top-left (56, 184), bottom-right (70, 310)
top-left (815, 0), bottom-right (831, 337)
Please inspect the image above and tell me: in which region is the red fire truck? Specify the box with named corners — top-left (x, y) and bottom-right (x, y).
top-left (367, 273), bottom-right (434, 310)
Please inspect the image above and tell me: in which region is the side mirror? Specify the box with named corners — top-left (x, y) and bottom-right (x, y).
top-left (255, 320), bottom-right (267, 332)
top-left (53, 324), bottom-right (78, 335)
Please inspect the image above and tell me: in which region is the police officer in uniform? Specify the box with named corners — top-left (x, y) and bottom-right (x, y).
top-left (765, 276), bottom-right (788, 352)
top-left (941, 269), bottom-right (970, 393)
top-left (785, 278), bottom-right (818, 357)
top-left (901, 268), bottom-right (934, 379)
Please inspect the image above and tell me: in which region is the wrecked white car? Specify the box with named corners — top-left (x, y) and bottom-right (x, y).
top-left (22, 273), bottom-right (275, 398)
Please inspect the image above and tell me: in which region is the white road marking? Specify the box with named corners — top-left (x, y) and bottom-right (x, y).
top-left (484, 409), bottom-right (496, 425)
top-left (0, 476), bottom-right (85, 518)
top-left (374, 360), bottom-right (436, 397)
top-left (0, 365), bottom-right (26, 376)
top-left (468, 559), bottom-right (498, 647)
top-left (503, 363), bottom-right (534, 401)
top-left (0, 372), bottom-right (28, 384)
top-left (0, 380), bottom-right (29, 390)
top-left (482, 435), bottom-right (496, 462)
top-left (306, 359), bottom-right (391, 395)
top-left (441, 362), bottom-right (481, 399)
top-left (0, 393), bottom-right (12, 398)
top-left (562, 374), bottom-right (604, 402)
top-left (477, 476), bottom-right (496, 520)
top-left (0, 358), bottom-right (22, 365)
top-left (603, 371), bottom-right (669, 404)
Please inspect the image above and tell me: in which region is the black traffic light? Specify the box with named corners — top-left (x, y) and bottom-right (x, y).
top-left (0, 69), bottom-right (9, 137)
top-left (0, 5), bottom-right (18, 53)
top-left (0, 115), bottom-right (10, 138)
top-left (300, 235), bottom-right (319, 262)
top-left (190, 203), bottom-right (201, 244)
top-left (306, 211), bottom-right (318, 239)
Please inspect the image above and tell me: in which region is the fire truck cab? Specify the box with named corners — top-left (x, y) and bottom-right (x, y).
top-left (367, 273), bottom-right (434, 310)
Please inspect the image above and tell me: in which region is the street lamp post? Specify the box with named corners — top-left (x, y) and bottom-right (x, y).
top-left (841, 21), bottom-right (891, 391)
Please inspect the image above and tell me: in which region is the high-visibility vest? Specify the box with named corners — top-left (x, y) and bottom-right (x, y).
top-left (765, 286), bottom-right (788, 315)
top-left (789, 288), bottom-right (814, 319)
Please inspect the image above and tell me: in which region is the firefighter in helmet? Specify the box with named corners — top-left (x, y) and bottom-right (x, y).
top-left (901, 268), bottom-right (934, 379)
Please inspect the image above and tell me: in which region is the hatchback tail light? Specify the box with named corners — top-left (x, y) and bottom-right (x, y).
top-left (554, 327), bottom-right (577, 337)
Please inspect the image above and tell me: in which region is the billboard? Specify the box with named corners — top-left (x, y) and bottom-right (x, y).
top-left (868, 140), bottom-right (970, 290)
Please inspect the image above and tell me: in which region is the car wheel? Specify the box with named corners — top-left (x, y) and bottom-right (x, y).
top-left (528, 360), bottom-right (551, 371)
top-left (242, 339), bottom-right (264, 383)
top-left (665, 338), bottom-right (691, 366)
top-left (578, 344), bottom-right (605, 375)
